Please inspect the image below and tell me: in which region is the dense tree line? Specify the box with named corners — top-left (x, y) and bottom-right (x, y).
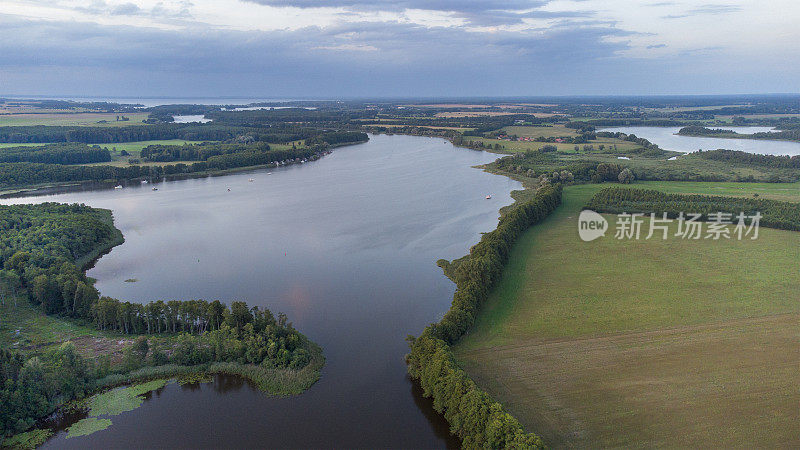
top-left (141, 142), bottom-right (272, 162)
top-left (695, 149), bottom-right (800, 168)
top-left (304, 131), bottom-right (368, 147)
top-left (407, 185), bottom-right (562, 448)
top-left (0, 142), bottom-right (347, 189)
top-left (205, 108), bottom-right (376, 127)
top-left (0, 143), bottom-right (111, 165)
top-left (495, 152), bottom-right (631, 184)
top-left (139, 133), bottom-right (366, 163)
top-left (583, 118), bottom-right (690, 127)
top-left (679, 125), bottom-right (800, 142)
top-left (585, 187), bottom-right (800, 231)
top-left (677, 126), bottom-right (733, 136)
top-left (0, 124), bottom-right (254, 144)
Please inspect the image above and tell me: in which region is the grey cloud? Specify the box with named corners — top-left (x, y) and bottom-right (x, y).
top-left (111, 3), bottom-right (142, 15)
top-left (689, 4), bottom-right (742, 14)
top-left (243, 0), bottom-right (567, 25)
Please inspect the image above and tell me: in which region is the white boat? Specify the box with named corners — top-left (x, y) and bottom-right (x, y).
top-left (114, 185), bottom-right (123, 189)
top-left (152, 187), bottom-right (158, 191)
top-left (248, 178), bottom-right (254, 182)
top-left (486, 194), bottom-right (492, 199)
top-left (141, 180), bottom-right (148, 184)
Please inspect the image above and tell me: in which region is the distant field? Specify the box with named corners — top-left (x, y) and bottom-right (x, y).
top-left (465, 124), bottom-right (646, 154)
top-left (436, 111), bottom-right (558, 118)
top-left (465, 136), bottom-right (642, 154)
top-left (0, 112), bottom-right (149, 127)
top-left (636, 180), bottom-right (800, 202)
top-left (454, 183), bottom-right (800, 448)
top-left (501, 125), bottom-right (574, 138)
top-left (0, 142), bottom-right (48, 149)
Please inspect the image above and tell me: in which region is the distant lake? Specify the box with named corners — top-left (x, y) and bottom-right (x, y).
top-left (2, 134), bottom-right (520, 449)
top-left (600, 126), bottom-right (800, 156)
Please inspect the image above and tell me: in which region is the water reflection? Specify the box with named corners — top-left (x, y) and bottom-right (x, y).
top-left (5, 134), bottom-right (518, 449)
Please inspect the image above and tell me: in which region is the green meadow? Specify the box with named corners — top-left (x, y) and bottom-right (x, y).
top-left (454, 182), bottom-right (800, 448)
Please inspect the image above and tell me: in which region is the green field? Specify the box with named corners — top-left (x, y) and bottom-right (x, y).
top-left (636, 180), bottom-right (800, 202)
top-left (454, 182), bottom-right (800, 448)
top-left (0, 112), bottom-right (150, 127)
top-left (0, 142), bottom-right (50, 149)
top-left (0, 295), bottom-right (130, 359)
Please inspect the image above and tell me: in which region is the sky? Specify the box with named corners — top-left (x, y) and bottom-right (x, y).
top-left (0, 0), bottom-right (798, 98)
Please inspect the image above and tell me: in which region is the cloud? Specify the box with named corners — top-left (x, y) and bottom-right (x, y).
top-left (242, 0), bottom-right (564, 25)
top-left (688, 4), bottom-right (742, 15)
top-left (1, 0), bottom-right (799, 97)
top-left (111, 3), bottom-right (142, 15)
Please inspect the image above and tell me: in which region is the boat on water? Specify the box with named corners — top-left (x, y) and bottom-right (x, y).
top-left (114, 185), bottom-right (123, 189)
top-left (152, 187), bottom-right (158, 191)
top-left (486, 194), bottom-right (492, 199)
top-left (142, 180), bottom-right (148, 184)
top-left (248, 178), bottom-right (254, 182)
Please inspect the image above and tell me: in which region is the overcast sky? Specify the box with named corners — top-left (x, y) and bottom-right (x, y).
top-left (1, 0), bottom-right (797, 98)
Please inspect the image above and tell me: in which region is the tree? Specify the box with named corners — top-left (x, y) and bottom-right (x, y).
top-left (132, 336), bottom-right (149, 359)
top-left (618, 168), bottom-right (635, 184)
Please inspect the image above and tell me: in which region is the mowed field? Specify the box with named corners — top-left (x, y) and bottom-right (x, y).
top-left (465, 125), bottom-right (644, 153)
top-left (0, 112), bottom-right (149, 127)
top-left (453, 182), bottom-right (800, 448)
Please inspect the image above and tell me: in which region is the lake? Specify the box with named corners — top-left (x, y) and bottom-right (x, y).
top-left (599, 126), bottom-right (800, 156)
top-left (2, 134), bottom-right (521, 449)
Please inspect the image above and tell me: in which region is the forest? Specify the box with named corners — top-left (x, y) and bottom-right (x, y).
top-left (679, 125), bottom-right (800, 142)
top-left (695, 149), bottom-right (800, 168)
top-left (0, 202), bottom-right (320, 438)
top-left (0, 143), bottom-right (111, 165)
top-left (0, 143), bottom-right (329, 188)
top-left (0, 124), bottom-right (252, 144)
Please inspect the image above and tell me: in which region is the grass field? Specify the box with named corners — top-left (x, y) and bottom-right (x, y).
top-left (0, 296), bottom-right (131, 360)
top-left (453, 182), bottom-right (800, 448)
top-left (0, 142), bottom-right (48, 149)
top-left (636, 180), bottom-right (800, 202)
top-left (0, 112), bottom-right (150, 127)
top-left (465, 125), bottom-right (645, 154)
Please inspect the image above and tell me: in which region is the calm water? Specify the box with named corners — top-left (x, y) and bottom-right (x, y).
top-left (3, 134), bottom-right (521, 449)
top-left (600, 126), bottom-right (800, 156)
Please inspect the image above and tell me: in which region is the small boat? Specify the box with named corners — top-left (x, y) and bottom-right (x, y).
top-left (141, 180), bottom-right (148, 184)
top-left (152, 187), bottom-right (158, 191)
top-left (114, 185), bottom-right (123, 189)
top-left (486, 194), bottom-right (492, 199)
top-left (227, 188), bottom-right (231, 192)
top-left (248, 178), bottom-right (254, 182)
